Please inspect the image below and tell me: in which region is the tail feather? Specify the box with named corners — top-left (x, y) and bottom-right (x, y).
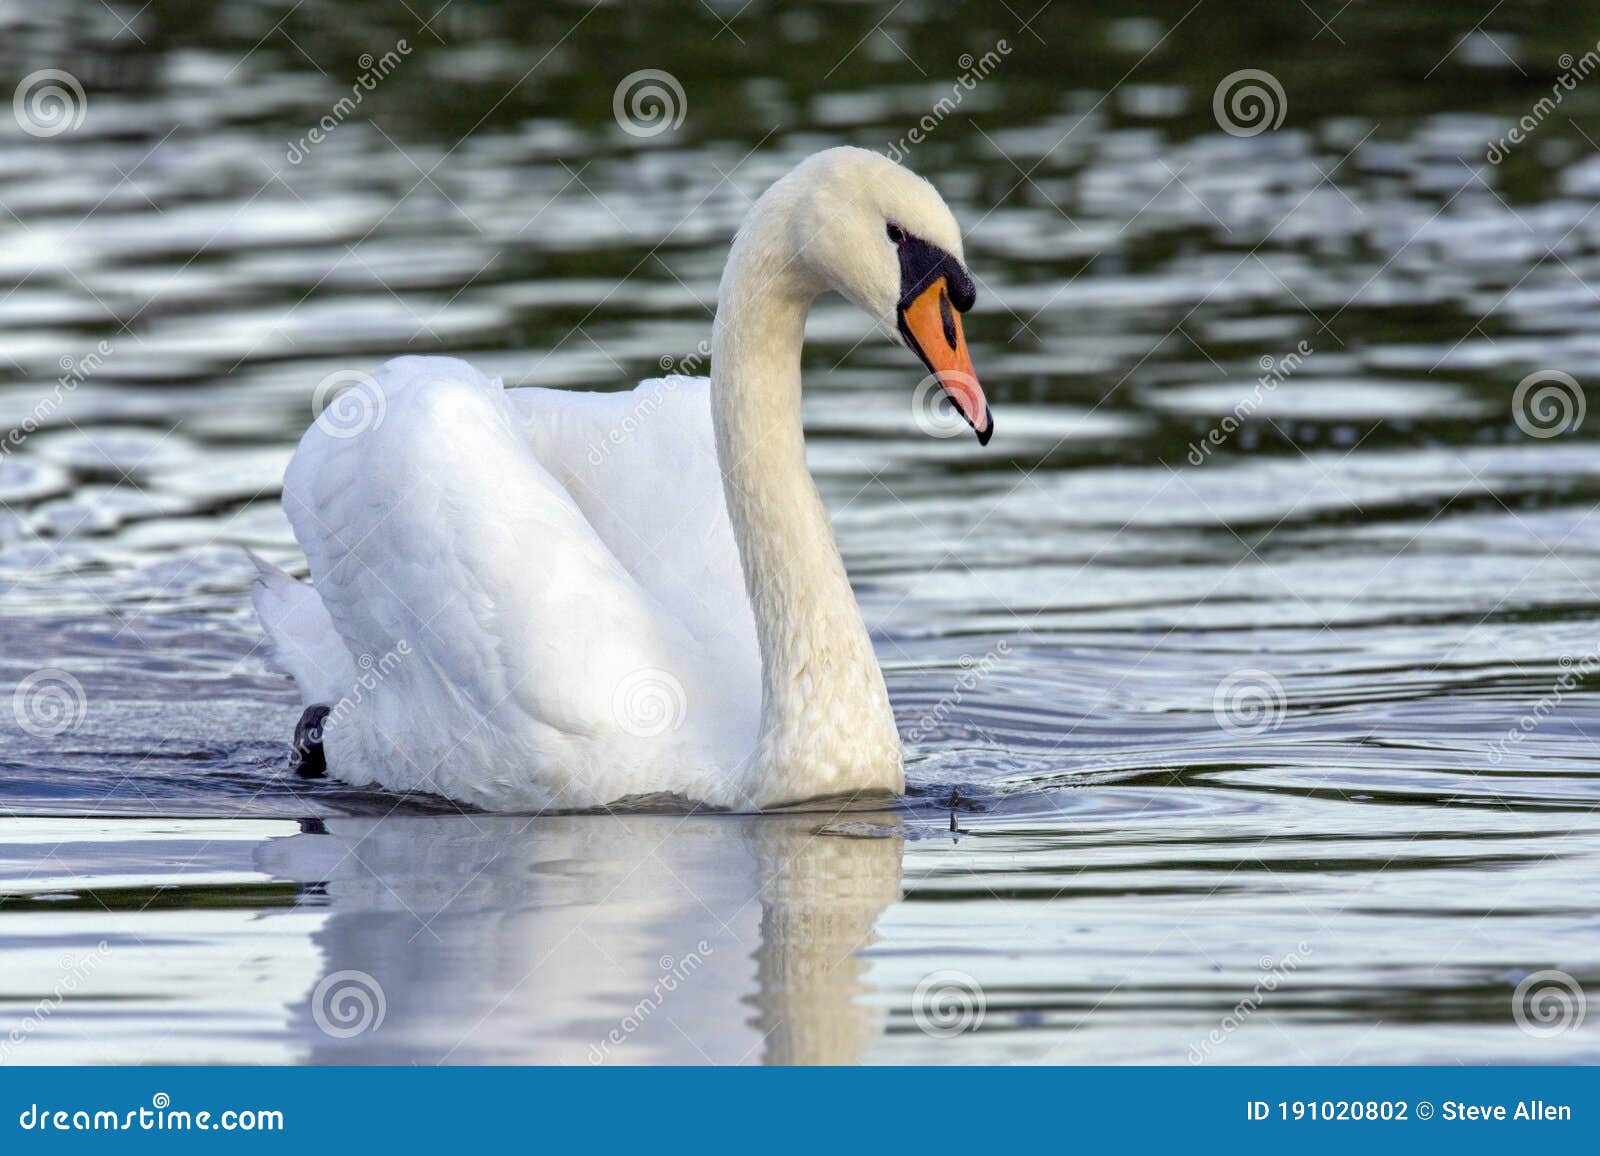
top-left (247, 549), bottom-right (354, 707)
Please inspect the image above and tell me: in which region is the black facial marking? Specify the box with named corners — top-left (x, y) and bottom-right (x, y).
top-left (938, 287), bottom-right (957, 351)
top-left (896, 232), bottom-right (976, 314)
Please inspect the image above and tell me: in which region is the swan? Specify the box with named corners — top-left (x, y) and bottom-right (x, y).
top-left (250, 147), bottom-right (990, 811)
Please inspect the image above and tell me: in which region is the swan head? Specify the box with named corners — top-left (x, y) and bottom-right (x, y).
top-left (786, 148), bottom-right (991, 445)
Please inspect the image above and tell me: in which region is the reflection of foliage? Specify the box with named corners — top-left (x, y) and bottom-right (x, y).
top-left (6, 0), bottom-right (1600, 151)
top-left (4, 0), bottom-right (1597, 443)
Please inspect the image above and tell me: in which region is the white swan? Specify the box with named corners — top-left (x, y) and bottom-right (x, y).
top-left (251, 147), bottom-right (990, 811)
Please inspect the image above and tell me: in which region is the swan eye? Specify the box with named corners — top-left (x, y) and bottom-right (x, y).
top-left (886, 223), bottom-right (906, 244)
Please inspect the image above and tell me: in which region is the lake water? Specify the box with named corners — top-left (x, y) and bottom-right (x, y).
top-left (2, 1), bottom-right (1599, 1064)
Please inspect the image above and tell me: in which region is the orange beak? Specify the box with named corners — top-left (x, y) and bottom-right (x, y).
top-left (898, 276), bottom-right (991, 444)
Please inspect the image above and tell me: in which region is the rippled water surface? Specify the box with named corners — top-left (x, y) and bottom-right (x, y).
top-left (3, 1), bottom-right (1600, 1063)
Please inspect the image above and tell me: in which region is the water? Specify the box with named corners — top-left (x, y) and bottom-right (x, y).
top-left (2, 0), bottom-right (1600, 1064)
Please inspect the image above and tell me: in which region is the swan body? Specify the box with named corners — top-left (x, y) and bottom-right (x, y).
top-left (252, 147), bottom-right (989, 811)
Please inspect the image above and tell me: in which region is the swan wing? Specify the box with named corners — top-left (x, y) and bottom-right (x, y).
top-left (504, 374), bottom-right (756, 668)
top-left (247, 549), bottom-right (355, 706)
top-left (274, 356), bottom-right (754, 809)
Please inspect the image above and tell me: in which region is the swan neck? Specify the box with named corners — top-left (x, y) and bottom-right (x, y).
top-left (709, 193), bottom-right (901, 804)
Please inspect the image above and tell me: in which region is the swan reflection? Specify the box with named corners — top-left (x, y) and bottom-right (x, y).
top-left (256, 810), bottom-right (904, 1064)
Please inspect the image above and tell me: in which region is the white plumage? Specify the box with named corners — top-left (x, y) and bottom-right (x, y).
top-left (256, 361), bottom-right (760, 810)
top-left (252, 148), bottom-right (982, 810)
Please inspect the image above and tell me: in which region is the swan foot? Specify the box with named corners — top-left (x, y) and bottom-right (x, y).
top-left (289, 704), bottom-right (330, 779)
